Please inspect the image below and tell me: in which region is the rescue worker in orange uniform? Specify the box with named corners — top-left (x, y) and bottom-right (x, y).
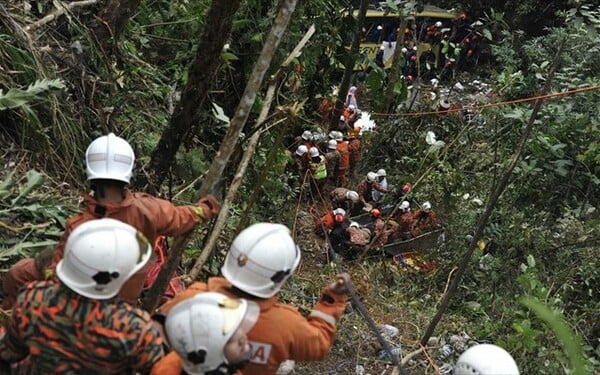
top-left (2, 133), bottom-right (220, 308)
top-left (329, 187), bottom-right (360, 213)
top-left (324, 140), bottom-right (341, 189)
top-left (347, 130), bottom-right (362, 180)
top-left (411, 201), bottom-right (442, 236)
top-left (333, 131), bottom-right (350, 187)
top-left (366, 208), bottom-right (389, 248)
top-left (157, 223), bottom-right (350, 375)
top-left (357, 172), bottom-right (391, 207)
top-left (0, 219), bottom-right (164, 373)
top-left (316, 207), bottom-right (346, 236)
top-left (389, 201), bottom-right (414, 242)
top-left (151, 292), bottom-right (259, 375)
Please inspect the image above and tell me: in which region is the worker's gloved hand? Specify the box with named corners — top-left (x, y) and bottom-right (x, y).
top-left (196, 194), bottom-right (220, 220)
top-left (326, 273), bottom-right (351, 296)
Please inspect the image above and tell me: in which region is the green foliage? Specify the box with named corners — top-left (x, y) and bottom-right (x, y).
top-left (521, 296), bottom-right (587, 375)
top-left (0, 170), bottom-right (76, 263)
top-left (0, 79), bottom-right (65, 110)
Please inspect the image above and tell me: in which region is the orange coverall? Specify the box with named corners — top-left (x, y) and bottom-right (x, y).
top-left (151, 352), bottom-right (243, 375)
top-left (410, 209), bottom-right (441, 236)
top-left (336, 141), bottom-right (350, 187)
top-left (157, 277), bottom-right (347, 375)
top-left (3, 190), bottom-right (209, 307)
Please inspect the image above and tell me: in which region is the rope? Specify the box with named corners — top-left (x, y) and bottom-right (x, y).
top-left (370, 84), bottom-right (600, 117)
top-left (305, 172), bottom-right (410, 375)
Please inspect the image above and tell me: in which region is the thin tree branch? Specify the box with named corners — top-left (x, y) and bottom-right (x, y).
top-left (24, 0), bottom-right (100, 32)
top-left (420, 40), bottom-right (565, 346)
top-left (186, 23), bottom-right (315, 282)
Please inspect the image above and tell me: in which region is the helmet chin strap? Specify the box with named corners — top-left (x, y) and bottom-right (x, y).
top-left (203, 359), bottom-right (250, 375)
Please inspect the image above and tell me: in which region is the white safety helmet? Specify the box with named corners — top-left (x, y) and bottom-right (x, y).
top-left (301, 130), bottom-right (313, 141)
top-left (399, 201), bottom-right (410, 212)
top-left (328, 131), bottom-right (337, 139)
top-left (422, 201), bottom-right (432, 212)
top-left (401, 47), bottom-right (408, 54)
top-left (327, 139), bottom-right (338, 150)
top-left (349, 221), bottom-right (359, 228)
top-left (345, 190), bottom-right (359, 202)
top-left (309, 147), bottom-right (319, 158)
top-left (435, 21), bottom-right (442, 28)
top-left (56, 218), bottom-right (151, 299)
top-left (85, 133), bottom-right (135, 184)
top-left (295, 145), bottom-right (308, 156)
top-left (367, 172), bottom-right (378, 183)
top-left (376, 169), bottom-right (387, 177)
top-left (454, 344), bottom-right (520, 375)
top-left (332, 208), bottom-right (346, 216)
top-left (221, 223), bottom-right (301, 298)
top-left (333, 131), bottom-right (344, 141)
top-left (165, 292), bottom-right (260, 375)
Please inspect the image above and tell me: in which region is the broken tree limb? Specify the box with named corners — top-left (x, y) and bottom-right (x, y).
top-left (419, 40), bottom-right (565, 346)
top-left (25, 0), bottom-right (99, 32)
top-left (141, 0), bottom-right (299, 312)
top-left (186, 23), bottom-right (316, 282)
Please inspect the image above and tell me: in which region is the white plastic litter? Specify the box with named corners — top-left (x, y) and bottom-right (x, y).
top-left (453, 82), bottom-right (465, 91)
top-left (276, 360), bottom-right (295, 375)
top-left (354, 112), bottom-right (376, 134)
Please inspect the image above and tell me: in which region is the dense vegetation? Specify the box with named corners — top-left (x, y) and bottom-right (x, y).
top-left (1, 0), bottom-right (598, 373)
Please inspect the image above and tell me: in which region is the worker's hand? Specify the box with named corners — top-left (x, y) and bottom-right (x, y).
top-left (327, 273), bottom-right (351, 295)
top-left (196, 194), bottom-right (220, 220)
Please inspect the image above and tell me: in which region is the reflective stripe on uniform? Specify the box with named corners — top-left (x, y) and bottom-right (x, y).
top-left (309, 309), bottom-right (337, 326)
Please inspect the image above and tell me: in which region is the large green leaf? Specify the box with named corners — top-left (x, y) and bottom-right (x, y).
top-left (0, 79), bottom-right (65, 110)
top-left (11, 170), bottom-right (46, 206)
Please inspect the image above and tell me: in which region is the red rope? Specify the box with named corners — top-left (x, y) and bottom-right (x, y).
top-left (370, 84), bottom-right (600, 117)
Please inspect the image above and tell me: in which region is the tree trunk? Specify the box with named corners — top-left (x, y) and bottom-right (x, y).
top-left (141, 0), bottom-right (299, 312)
top-left (92, 0), bottom-right (142, 56)
top-left (329, 0), bottom-right (368, 130)
top-left (381, 15), bottom-right (407, 112)
top-left (141, 0), bottom-right (242, 194)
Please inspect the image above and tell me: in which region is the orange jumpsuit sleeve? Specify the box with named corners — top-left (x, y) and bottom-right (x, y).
top-left (1, 258), bottom-right (41, 310)
top-left (286, 287), bottom-right (347, 361)
top-left (151, 351), bottom-right (182, 375)
top-left (132, 193), bottom-right (204, 236)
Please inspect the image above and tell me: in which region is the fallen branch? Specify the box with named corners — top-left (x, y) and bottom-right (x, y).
top-left (186, 23), bottom-right (315, 282)
top-left (25, 0), bottom-right (100, 32)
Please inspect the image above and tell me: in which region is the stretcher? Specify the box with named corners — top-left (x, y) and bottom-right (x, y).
top-left (383, 228), bottom-right (445, 256)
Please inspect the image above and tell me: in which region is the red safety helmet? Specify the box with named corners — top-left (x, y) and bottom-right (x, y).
top-left (334, 214), bottom-right (345, 223)
top-left (402, 183), bottom-right (412, 194)
top-left (370, 208), bottom-right (381, 217)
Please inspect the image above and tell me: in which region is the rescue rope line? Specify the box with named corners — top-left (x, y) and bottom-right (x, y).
top-left (370, 84), bottom-right (600, 117)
